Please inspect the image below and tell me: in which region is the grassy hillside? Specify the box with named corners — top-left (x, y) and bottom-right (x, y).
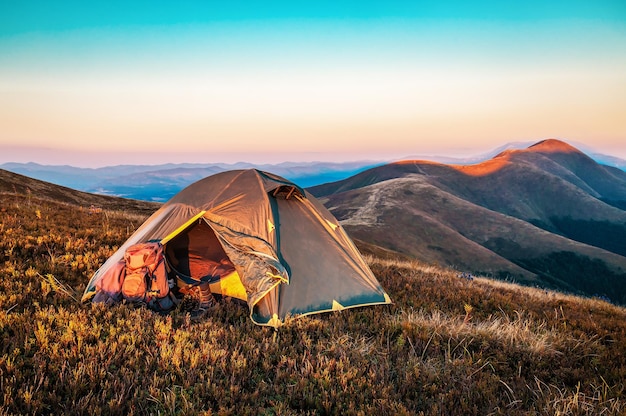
top-left (0, 169), bottom-right (160, 214)
top-left (2, 186), bottom-right (626, 414)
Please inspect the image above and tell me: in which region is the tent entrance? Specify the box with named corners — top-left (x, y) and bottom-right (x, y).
top-left (164, 218), bottom-right (247, 301)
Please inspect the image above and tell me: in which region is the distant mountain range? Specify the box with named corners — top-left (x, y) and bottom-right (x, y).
top-left (1, 141), bottom-right (624, 202)
top-left (310, 139), bottom-right (626, 304)
top-left (0, 161), bottom-right (382, 202)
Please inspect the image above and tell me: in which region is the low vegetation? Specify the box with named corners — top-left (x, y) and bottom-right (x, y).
top-left (513, 251), bottom-right (626, 304)
top-left (1, 192), bottom-right (626, 415)
top-left (549, 216), bottom-right (626, 258)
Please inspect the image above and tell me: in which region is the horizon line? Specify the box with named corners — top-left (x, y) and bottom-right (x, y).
top-left (1, 138), bottom-right (625, 169)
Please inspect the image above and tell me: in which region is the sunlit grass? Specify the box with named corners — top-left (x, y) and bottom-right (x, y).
top-left (1, 192), bottom-right (625, 415)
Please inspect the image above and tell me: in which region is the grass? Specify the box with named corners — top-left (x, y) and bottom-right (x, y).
top-left (1, 192), bottom-right (626, 415)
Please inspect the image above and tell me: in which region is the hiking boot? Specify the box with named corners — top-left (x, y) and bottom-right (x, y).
top-left (189, 305), bottom-right (209, 321)
top-left (189, 283), bottom-right (215, 321)
top-left (198, 282), bottom-right (215, 308)
top-left (189, 300), bottom-right (215, 321)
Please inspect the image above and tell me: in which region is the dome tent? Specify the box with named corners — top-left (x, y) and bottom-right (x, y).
top-left (82, 169), bottom-right (391, 327)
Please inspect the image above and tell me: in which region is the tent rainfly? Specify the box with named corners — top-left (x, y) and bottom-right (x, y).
top-left (82, 169), bottom-right (391, 327)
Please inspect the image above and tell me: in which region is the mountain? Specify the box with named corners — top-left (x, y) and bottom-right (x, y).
top-left (0, 161), bottom-right (381, 202)
top-left (310, 139), bottom-right (626, 304)
top-left (0, 169), bottom-right (159, 214)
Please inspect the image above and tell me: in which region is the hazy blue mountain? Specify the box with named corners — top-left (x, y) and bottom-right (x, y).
top-left (0, 161), bottom-right (382, 201)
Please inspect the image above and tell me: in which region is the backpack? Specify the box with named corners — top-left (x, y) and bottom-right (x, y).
top-left (121, 242), bottom-right (175, 311)
top-left (92, 259), bottom-right (126, 304)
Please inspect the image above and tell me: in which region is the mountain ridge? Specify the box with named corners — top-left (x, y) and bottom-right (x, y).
top-left (0, 169), bottom-right (159, 214)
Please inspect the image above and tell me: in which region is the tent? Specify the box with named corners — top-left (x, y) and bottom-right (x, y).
top-left (82, 169), bottom-right (391, 327)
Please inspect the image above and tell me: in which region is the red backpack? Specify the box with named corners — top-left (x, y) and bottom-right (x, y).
top-left (122, 242), bottom-right (174, 311)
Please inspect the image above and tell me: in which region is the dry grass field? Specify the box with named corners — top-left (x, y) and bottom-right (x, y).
top-left (1, 190), bottom-right (626, 415)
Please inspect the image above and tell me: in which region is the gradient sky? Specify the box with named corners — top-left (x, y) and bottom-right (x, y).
top-left (1, 1), bottom-right (626, 166)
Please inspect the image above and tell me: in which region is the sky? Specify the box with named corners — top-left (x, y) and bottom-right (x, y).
top-left (1, 1), bottom-right (626, 167)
